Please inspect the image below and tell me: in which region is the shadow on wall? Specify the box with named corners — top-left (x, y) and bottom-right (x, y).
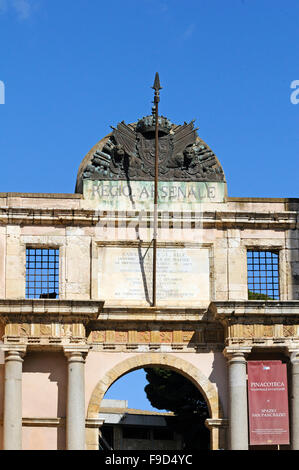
top-left (208, 353), bottom-right (228, 418)
top-left (22, 352), bottom-right (67, 450)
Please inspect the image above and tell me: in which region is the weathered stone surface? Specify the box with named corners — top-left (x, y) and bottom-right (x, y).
top-left (97, 245), bottom-right (210, 306)
top-left (83, 179), bottom-right (226, 211)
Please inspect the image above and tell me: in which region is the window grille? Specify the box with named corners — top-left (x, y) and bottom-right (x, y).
top-left (26, 248), bottom-right (59, 299)
top-left (247, 249), bottom-right (279, 300)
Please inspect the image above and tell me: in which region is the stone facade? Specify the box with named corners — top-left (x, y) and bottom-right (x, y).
top-left (0, 120), bottom-right (298, 451)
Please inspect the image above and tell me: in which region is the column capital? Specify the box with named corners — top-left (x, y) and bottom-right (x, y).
top-left (1, 345), bottom-right (27, 361)
top-left (284, 347), bottom-right (299, 364)
top-left (63, 345), bottom-right (90, 362)
top-left (223, 346), bottom-right (252, 361)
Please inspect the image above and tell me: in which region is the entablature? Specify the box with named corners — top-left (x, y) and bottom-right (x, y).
top-left (0, 299), bottom-right (103, 349)
top-left (0, 300), bottom-right (224, 351)
top-left (210, 300), bottom-right (299, 349)
top-left (1, 300), bottom-right (299, 352)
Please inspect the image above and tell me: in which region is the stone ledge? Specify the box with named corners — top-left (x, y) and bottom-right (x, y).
top-left (227, 197), bottom-right (299, 203)
top-left (205, 418), bottom-right (229, 429)
top-left (89, 343), bottom-right (224, 353)
top-left (1, 336), bottom-right (88, 349)
top-left (96, 306), bottom-right (209, 322)
top-left (225, 337), bottom-right (299, 349)
top-left (210, 300), bottom-right (299, 318)
top-left (0, 192), bottom-right (83, 199)
top-left (0, 206), bottom-right (297, 229)
top-left (0, 299), bottom-right (104, 322)
top-left (0, 417), bottom-right (104, 428)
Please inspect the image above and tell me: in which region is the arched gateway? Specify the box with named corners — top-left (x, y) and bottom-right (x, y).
top-left (86, 353), bottom-right (224, 450)
top-left (0, 78), bottom-right (299, 451)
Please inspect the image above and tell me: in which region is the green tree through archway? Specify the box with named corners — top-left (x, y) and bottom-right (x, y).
top-left (144, 368), bottom-right (210, 449)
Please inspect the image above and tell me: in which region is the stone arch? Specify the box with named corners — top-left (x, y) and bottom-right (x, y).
top-left (86, 353), bottom-right (224, 450)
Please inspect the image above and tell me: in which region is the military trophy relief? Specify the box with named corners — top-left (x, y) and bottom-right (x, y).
top-left (83, 115), bottom-right (225, 183)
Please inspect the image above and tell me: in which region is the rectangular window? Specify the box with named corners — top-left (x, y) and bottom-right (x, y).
top-left (26, 248), bottom-right (59, 299)
top-left (247, 249), bottom-right (279, 300)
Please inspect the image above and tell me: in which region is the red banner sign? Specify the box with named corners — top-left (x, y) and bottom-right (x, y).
top-left (247, 361), bottom-right (290, 445)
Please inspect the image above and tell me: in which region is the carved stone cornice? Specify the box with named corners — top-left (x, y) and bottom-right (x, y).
top-left (0, 302), bottom-right (226, 350)
top-left (87, 307), bottom-right (225, 351)
top-left (0, 206), bottom-right (297, 229)
top-left (96, 306), bottom-right (210, 322)
top-left (210, 301), bottom-right (299, 349)
top-left (0, 300), bottom-right (104, 349)
top-left (0, 299), bottom-right (104, 325)
top-left (210, 300), bottom-right (299, 320)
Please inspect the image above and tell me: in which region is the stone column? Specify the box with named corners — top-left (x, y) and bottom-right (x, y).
top-left (290, 350), bottom-right (299, 450)
top-left (64, 347), bottom-right (89, 450)
top-left (225, 349), bottom-right (251, 450)
top-left (3, 347), bottom-right (26, 450)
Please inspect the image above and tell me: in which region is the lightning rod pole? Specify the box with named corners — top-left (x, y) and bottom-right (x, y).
top-left (152, 72), bottom-right (161, 307)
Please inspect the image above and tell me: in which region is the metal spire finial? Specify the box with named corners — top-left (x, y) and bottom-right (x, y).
top-left (152, 72), bottom-right (162, 91)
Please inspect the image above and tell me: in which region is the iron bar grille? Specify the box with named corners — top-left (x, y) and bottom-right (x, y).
top-left (26, 248), bottom-right (59, 299)
top-left (247, 249), bottom-right (280, 300)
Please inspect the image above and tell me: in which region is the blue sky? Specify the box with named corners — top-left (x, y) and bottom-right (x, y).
top-left (1, 0), bottom-right (299, 411)
top-left (0, 0), bottom-right (298, 196)
top-left (105, 369), bottom-right (159, 412)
